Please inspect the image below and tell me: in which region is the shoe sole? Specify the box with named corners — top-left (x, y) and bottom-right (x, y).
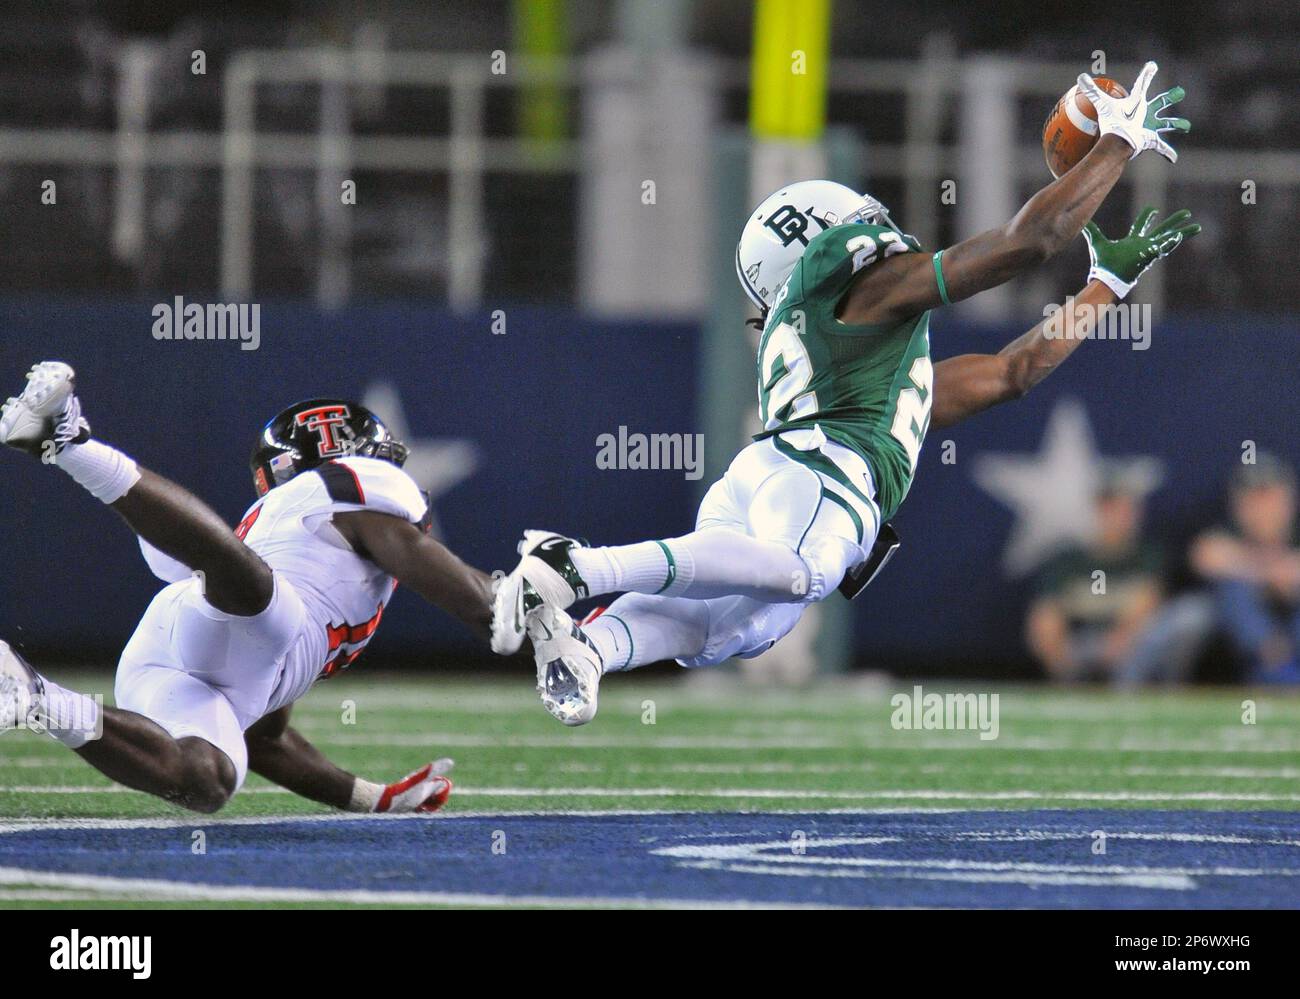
top-left (490, 566), bottom-right (527, 655)
top-left (1, 364), bottom-right (77, 450)
top-left (0, 640), bottom-right (39, 732)
top-left (547, 695), bottom-right (597, 727)
top-left (490, 530), bottom-right (570, 655)
top-left (542, 680), bottom-right (598, 726)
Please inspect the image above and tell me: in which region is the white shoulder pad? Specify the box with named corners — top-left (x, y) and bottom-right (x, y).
top-left (138, 537), bottom-right (194, 584)
top-left (321, 457), bottom-right (427, 524)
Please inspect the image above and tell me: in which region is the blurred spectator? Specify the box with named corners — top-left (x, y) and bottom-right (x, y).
top-left (1191, 454), bottom-right (1300, 684)
top-left (1026, 479), bottom-right (1212, 685)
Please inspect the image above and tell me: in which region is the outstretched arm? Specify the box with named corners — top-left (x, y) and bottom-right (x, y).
top-left (333, 509), bottom-right (494, 640)
top-left (842, 63), bottom-right (1188, 326)
top-left (245, 706), bottom-right (452, 813)
top-left (930, 206), bottom-right (1200, 430)
top-left (931, 281), bottom-right (1113, 429)
top-left (245, 706), bottom-right (355, 808)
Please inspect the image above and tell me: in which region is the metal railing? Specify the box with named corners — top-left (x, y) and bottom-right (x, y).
top-left (220, 50), bottom-right (578, 308)
top-left (0, 48), bottom-right (1294, 313)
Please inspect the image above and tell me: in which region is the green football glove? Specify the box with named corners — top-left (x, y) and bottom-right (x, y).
top-left (1077, 61), bottom-right (1191, 163)
top-left (1082, 207), bottom-right (1201, 298)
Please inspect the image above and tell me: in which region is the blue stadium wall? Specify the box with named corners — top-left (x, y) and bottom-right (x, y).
top-left (0, 298), bottom-right (1296, 676)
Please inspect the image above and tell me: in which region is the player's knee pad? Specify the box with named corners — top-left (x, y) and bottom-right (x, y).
top-left (795, 531), bottom-right (862, 604)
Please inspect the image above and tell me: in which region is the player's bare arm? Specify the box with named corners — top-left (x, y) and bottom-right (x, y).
top-left (844, 137), bottom-right (1126, 325)
top-left (112, 468), bottom-right (275, 616)
top-left (334, 510), bottom-right (494, 640)
top-left (930, 206), bottom-right (1201, 430)
top-left (840, 63), bottom-right (1189, 326)
top-left (244, 705), bottom-right (452, 813)
top-left (930, 281), bottom-right (1117, 429)
top-left (244, 706), bottom-right (353, 806)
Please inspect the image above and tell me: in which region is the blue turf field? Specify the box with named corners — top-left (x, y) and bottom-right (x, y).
top-left (3, 810), bottom-right (1299, 908)
top-left (6, 679), bottom-right (1300, 908)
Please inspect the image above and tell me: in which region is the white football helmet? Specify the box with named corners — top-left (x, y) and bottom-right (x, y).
top-left (735, 180), bottom-right (902, 312)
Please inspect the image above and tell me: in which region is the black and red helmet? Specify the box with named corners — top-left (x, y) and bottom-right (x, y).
top-left (250, 398), bottom-right (409, 496)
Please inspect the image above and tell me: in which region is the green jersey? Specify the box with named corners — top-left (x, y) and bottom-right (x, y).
top-left (753, 222), bottom-right (933, 520)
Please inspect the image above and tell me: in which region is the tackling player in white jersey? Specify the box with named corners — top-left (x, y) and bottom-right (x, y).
top-left (491, 63), bottom-right (1199, 725)
top-left (0, 363), bottom-right (493, 813)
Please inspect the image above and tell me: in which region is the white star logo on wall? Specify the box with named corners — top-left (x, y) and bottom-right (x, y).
top-left (362, 382), bottom-right (479, 541)
top-left (971, 398), bottom-right (1163, 576)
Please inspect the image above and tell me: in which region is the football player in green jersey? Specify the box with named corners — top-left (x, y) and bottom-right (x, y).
top-left (492, 62), bottom-right (1199, 725)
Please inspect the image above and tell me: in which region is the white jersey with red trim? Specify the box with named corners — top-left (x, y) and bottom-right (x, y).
top-left (140, 455), bottom-right (427, 714)
top-left (250, 456), bottom-right (427, 710)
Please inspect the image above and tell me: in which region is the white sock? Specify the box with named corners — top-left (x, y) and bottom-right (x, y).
top-left (348, 778), bottom-right (385, 813)
top-left (572, 540), bottom-right (694, 597)
top-left (55, 439), bottom-right (141, 504)
top-left (584, 593), bottom-right (711, 672)
top-left (40, 678), bottom-right (101, 749)
top-left (574, 529), bottom-right (808, 603)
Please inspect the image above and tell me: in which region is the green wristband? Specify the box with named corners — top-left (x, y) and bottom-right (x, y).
top-left (932, 250), bottom-right (951, 305)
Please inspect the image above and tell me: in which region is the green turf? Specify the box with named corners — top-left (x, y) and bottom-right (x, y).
top-left (5, 672), bottom-right (1300, 907)
top-left (4, 671), bottom-right (1300, 823)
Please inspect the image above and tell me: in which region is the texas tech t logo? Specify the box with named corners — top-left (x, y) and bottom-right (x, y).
top-left (296, 404), bottom-right (353, 457)
top-left (764, 205), bottom-right (832, 247)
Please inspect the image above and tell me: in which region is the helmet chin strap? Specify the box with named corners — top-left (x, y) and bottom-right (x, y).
top-left (877, 210), bottom-right (908, 239)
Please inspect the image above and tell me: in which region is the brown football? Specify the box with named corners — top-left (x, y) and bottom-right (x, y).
top-left (1042, 76), bottom-right (1129, 179)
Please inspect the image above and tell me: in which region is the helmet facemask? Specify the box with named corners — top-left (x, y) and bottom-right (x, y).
top-left (837, 193), bottom-right (904, 236)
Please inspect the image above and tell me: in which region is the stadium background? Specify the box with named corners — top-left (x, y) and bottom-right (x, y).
top-left (0, 0), bottom-right (1296, 681)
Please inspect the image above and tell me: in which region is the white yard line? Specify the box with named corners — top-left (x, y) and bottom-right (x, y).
top-left (457, 787), bottom-right (1300, 802)
top-left (8, 784), bottom-right (1300, 802)
top-left (0, 866), bottom-right (825, 909)
top-left (0, 758), bottom-right (84, 769)
top-left (0, 889), bottom-right (102, 901)
top-left (288, 731), bottom-right (1300, 753)
top-left (9, 727), bottom-right (1300, 753)
top-left (9, 757), bottom-right (1300, 780)
top-left (559, 760), bottom-right (1300, 780)
top-left (0, 808), bottom-right (970, 837)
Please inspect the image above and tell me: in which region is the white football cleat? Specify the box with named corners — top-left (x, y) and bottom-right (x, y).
top-left (490, 530), bottom-right (590, 655)
top-left (529, 604), bottom-right (603, 727)
top-left (0, 361), bottom-right (91, 457)
top-left (0, 640), bottom-right (47, 734)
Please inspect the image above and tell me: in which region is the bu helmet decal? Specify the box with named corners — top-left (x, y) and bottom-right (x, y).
top-left (735, 179), bottom-right (903, 312)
